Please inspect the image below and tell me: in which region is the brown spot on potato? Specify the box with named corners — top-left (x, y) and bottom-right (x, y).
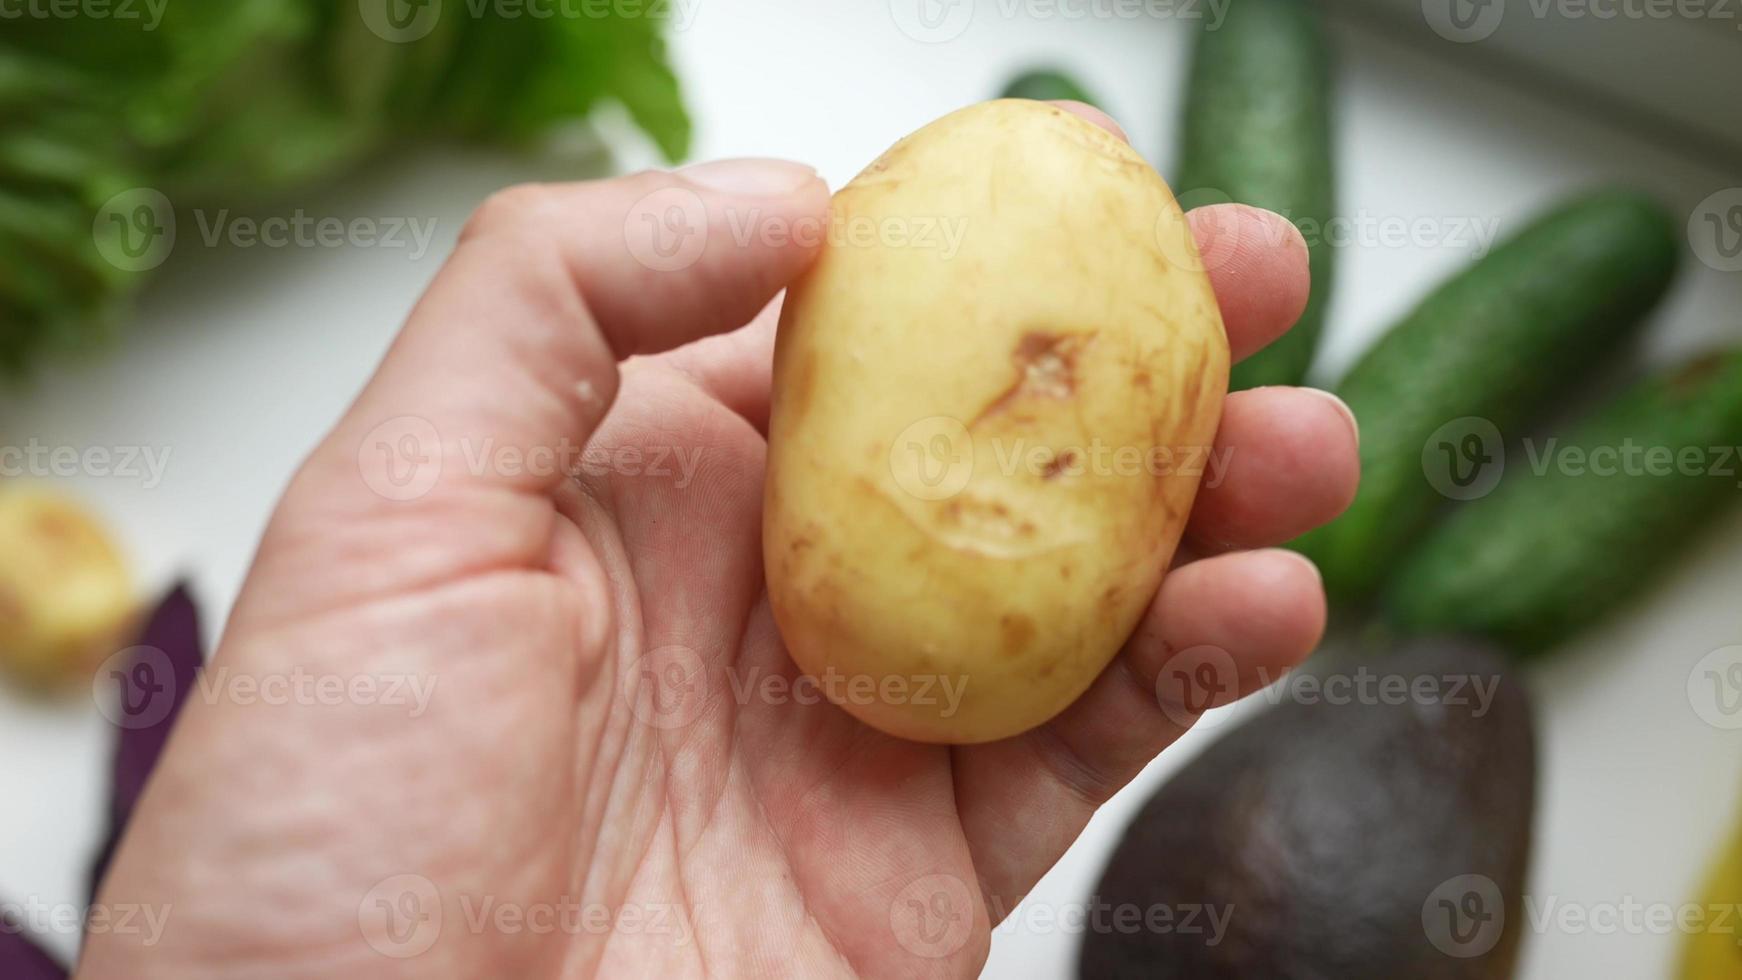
top-left (1133, 370), bottom-right (1152, 389)
top-left (1041, 450), bottom-right (1078, 480)
top-left (970, 331), bottom-right (1094, 426)
top-left (1001, 613), bottom-right (1036, 657)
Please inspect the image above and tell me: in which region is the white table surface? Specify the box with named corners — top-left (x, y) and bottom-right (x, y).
top-left (3, 3), bottom-right (1741, 976)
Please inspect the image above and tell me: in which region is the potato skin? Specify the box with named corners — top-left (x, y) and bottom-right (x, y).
top-left (764, 101), bottom-right (1229, 744)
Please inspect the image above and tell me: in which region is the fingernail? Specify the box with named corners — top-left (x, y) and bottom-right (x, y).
top-left (679, 158), bottom-right (818, 196)
top-left (1301, 387), bottom-right (1359, 447)
top-left (1270, 548), bottom-right (1324, 585)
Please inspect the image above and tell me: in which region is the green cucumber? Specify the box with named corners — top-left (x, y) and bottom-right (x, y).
top-left (998, 69), bottom-right (1100, 107)
top-left (1292, 188), bottom-right (1678, 604)
top-left (1176, 0), bottom-right (1334, 390)
top-left (1386, 352), bottom-right (1742, 654)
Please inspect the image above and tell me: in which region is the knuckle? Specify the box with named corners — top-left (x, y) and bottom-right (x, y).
top-left (462, 182), bottom-right (558, 242)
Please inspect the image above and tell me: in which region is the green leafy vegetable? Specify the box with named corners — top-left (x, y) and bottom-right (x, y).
top-left (0, 0), bottom-right (691, 375)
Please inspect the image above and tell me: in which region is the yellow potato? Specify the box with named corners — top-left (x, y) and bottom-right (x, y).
top-left (0, 488), bottom-right (134, 690)
top-left (763, 101), bottom-right (1229, 743)
top-left (1682, 814), bottom-right (1742, 979)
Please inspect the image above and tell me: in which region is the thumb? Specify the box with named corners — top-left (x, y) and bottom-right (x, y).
top-left (238, 161), bottom-right (827, 621)
top-left (299, 159), bottom-right (829, 507)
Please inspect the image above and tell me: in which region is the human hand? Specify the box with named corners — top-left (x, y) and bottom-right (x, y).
top-left (80, 105), bottom-right (1358, 980)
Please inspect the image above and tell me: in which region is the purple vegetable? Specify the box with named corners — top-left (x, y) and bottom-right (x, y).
top-left (0, 908), bottom-right (68, 980)
top-left (87, 582), bottom-right (205, 905)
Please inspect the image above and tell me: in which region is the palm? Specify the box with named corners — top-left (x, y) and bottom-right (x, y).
top-left (563, 350), bottom-right (1017, 978)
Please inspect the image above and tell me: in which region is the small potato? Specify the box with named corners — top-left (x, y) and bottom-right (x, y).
top-left (0, 488), bottom-right (134, 690)
top-left (764, 100), bottom-right (1229, 744)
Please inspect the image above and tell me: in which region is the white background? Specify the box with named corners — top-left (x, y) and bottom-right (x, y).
top-left (3, 2), bottom-right (1742, 976)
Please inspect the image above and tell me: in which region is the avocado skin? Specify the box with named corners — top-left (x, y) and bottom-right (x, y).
top-left (1079, 641), bottom-right (1535, 980)
top-left (1177, 0), bottom-right (1334, 391)
top-left (1292, 189), bottom-right (1678, 604)
top-left (1387, 351), bottom-right (1742, 655)
top-left (999, 70), bottom-right (1102, 107)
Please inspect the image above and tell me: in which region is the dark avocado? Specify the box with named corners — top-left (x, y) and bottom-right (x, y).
top-left (1079, 641), bottom-right (1536, 980)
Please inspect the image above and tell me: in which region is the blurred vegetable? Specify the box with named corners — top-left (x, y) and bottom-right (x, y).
top-left (0, 909), bottom-right (65, 980)
top-left (1080, 640), bottom-right (1535, 979)
top-left (998, 68), bottom-right (1101, 107)
top-left (1682, 804), bottom-right (1742, 979)
top-left (1292, 189), bottom-right (1678, 604)
top-left (1176, 0), bottom-right (1334, 392)
top-left (0, 0), bottom-right (690, 375)
top-left (89, 582), bottom-right (205, 904)
top-left (0, 489), bottom-right (134, 689)
top-left (1389, 351), bottom-right (1742, 654)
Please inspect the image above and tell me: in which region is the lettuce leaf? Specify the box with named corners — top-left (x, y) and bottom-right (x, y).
top-left (0, 0), bottom-right (691, 375)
